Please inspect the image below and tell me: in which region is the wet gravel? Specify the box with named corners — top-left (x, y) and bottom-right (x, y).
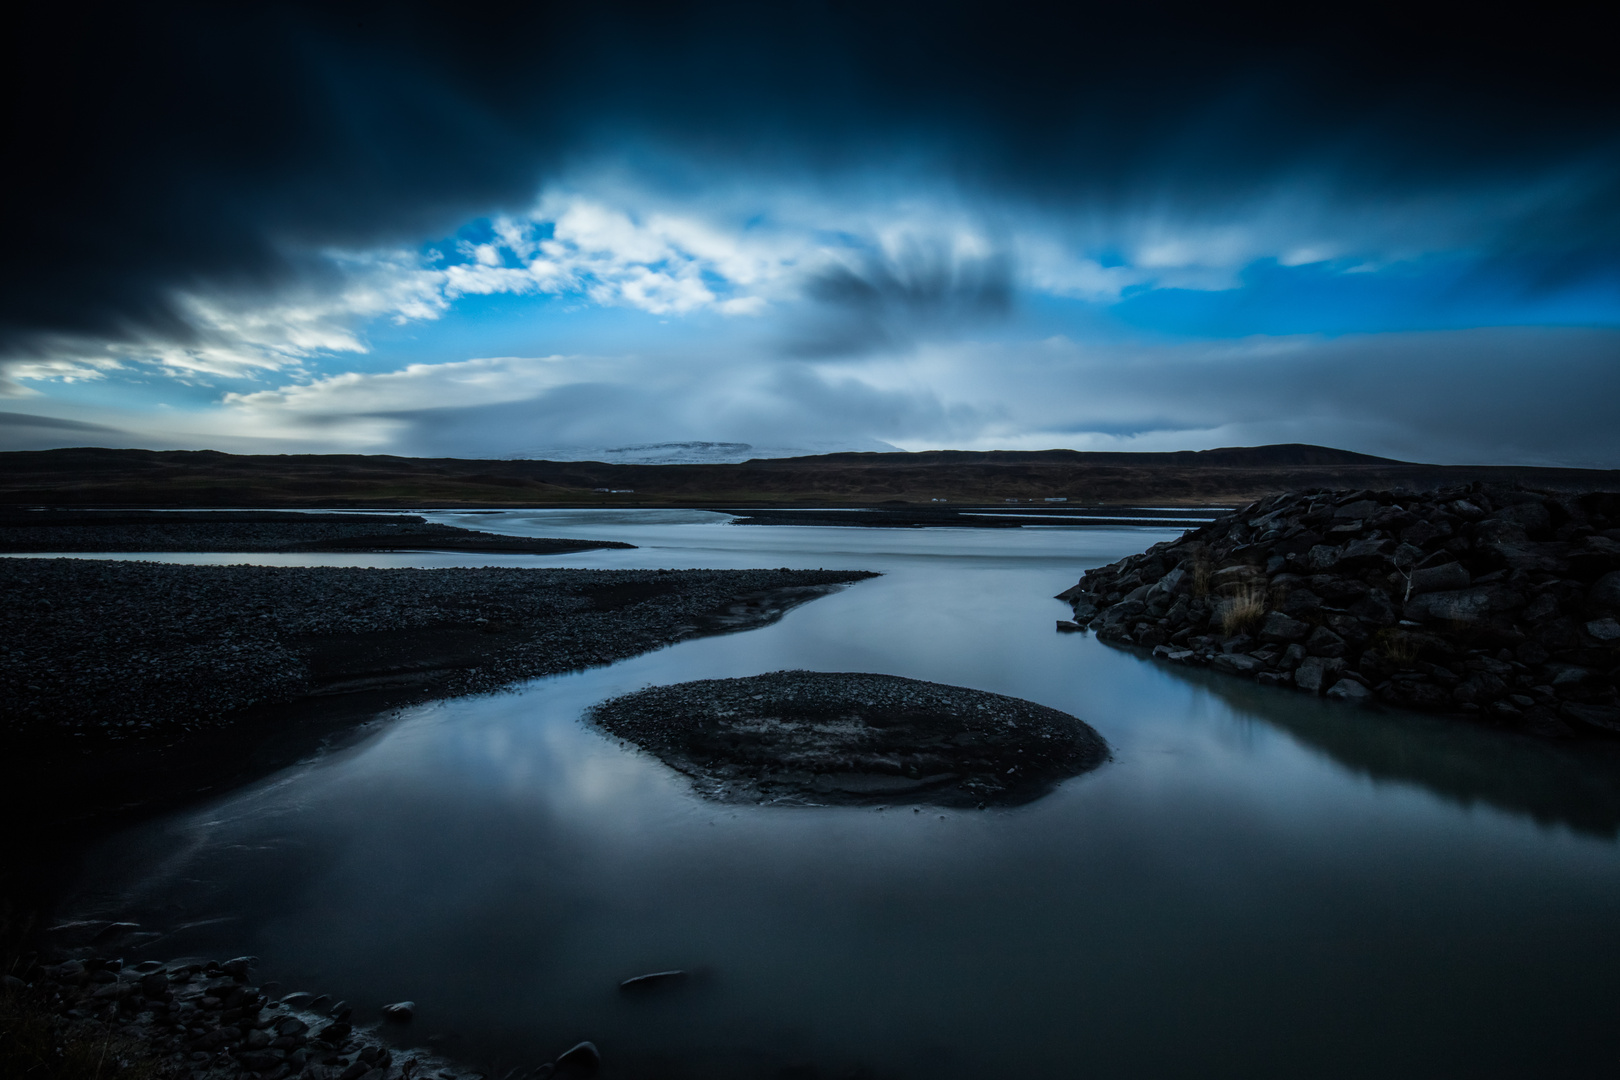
top-left (0, 559), bottom-right (875, 749)
top-left (6, 941), bottom-right (539, 1080)
top-left (588, 670), bottom-right (1109, 807)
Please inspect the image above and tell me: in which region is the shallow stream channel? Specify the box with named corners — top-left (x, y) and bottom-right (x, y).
top-left (52, 510), bottom-right (1620, 1078)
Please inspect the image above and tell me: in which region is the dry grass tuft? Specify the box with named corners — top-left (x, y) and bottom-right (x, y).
top-left (1218, 584), bottom-right (1268, 637)
top-left (0, 989), bottom-right (162, 1080)
top-left (1373, 627), bottom-right (1422, 666)
top-left (1189, 554), bottom-right (1214, 599)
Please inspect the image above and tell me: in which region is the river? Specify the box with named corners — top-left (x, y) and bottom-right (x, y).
top-left (55, 510), bottom-right (1620, 1078)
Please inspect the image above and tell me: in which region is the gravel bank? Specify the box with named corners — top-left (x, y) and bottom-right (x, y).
top-left (588, 670), bottom-right (1108, 807)
top-left (4, 941), bottom-right (584, 1080)
top-left (2, 560), bottom-right (875, 750)
top-left (1058, 484), bottom-right (1620, 737)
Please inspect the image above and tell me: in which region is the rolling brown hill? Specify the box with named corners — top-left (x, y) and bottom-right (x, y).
top-left (1, 444), bottom-right (1616, 507)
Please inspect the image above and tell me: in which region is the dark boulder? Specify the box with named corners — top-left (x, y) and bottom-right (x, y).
top-left (1409, 561), bottom-right (1470, 595)
top-left (1325, 679), bottom-right (1372, 703)
top-left (1305, 626), bottom-right (1347, 659)
top-left (1295, 657), bottom-right (1346, 694)
top-left (555, 1041), bottom-right (601, 1076)
top-left (1258, 611), bottom-right (1310, 643)
top-left (1405, 588), bottom-right (1493, 625)
top-left (1591, 571), bottom-right (1620, 611)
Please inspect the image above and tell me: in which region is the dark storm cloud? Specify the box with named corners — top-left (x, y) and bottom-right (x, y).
top-left (0, 410), bottom-right (127, 451)
top-left (4, 1), bottom-right (1617, 356)
top-left (789, 246), bottom-right (1013, 356)
top-left (0, 411), bottom-right (123, 434)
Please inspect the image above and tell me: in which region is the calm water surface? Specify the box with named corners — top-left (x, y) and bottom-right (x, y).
top-left (61, 511), bottom-right (1620, 1079)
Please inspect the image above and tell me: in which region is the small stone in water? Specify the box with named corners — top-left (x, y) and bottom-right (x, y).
top-left (618, 971), bottom-right (688, 994)
top-left (554, 1041), bottom-right (601, 1076)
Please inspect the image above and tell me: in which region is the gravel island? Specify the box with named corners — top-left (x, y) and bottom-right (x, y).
top-left (588, 670), bottom-right (1108, 807)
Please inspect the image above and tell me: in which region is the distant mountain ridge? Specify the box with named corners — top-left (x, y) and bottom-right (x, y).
top-left (0, 443), bottom-right (1613, 507)
top-left (517, 438), bottom-right (901, 465)
top-left (798, 444), bottom-right (1399, 468)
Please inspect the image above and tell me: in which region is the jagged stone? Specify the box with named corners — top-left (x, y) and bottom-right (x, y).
top-left (1409, 561), bottom-right (1471, 594)
top-left (1325, 679), bottom-right (1373, 703)
top-left (1295, 656), bottom-right (1346, 694)
top-left (1259, 611), bottom-right (1310, 643)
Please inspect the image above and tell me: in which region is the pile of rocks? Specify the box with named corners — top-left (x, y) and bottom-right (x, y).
top-left (1057, 486), bottom-right (1620, 738)
top-left (3, 948), bottom-right (598, 1080)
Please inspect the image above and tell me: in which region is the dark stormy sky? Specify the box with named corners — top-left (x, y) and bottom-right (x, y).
top-left (3, 2), bottom-right (1618, 464)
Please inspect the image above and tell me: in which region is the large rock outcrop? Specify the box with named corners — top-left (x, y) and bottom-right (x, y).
top-left (1058, 486), bottom-right (1620, 738)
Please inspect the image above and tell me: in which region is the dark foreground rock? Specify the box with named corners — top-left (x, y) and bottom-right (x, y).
top-left (1, 944), bottom-right (586, 1080)
top-left (587, 670), bottom-right (1108, 807)
top-left (1058, 485), bottom-right (1620, 738)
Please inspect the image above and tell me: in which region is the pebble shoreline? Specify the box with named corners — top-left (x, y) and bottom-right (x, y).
top-left (2, 560), bottom-right (875, 747)
top-left (4, 941), bottom-right (592, 1080)
top-left (1059, 484), bottom-right (1620, 737)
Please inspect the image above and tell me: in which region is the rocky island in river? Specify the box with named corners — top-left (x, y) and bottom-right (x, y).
top-left (1059, 485), bottom-right (1620, 738)
top-left (588, 670), bottom-right (1108, 807)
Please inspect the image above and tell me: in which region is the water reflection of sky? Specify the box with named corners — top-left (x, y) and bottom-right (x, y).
top-left (64, 512), bottom-right (1620, 1079)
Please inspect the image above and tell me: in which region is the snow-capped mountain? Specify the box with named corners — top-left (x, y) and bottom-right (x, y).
top-left (513, 439), bottom-right (901, 465)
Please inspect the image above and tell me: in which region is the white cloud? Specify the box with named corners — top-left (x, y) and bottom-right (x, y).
top-left (6, 323), bottom-right (1617, 467)
top-left (224, 354), bottom-right (577, 418)
top-left (11, 153), bottom-right (1616, 472)
top-left (432, 191), bottom-right (816, 316)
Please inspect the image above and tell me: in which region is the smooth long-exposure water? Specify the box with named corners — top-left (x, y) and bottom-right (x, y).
top-left (59, 511), bottom-right (1620, 1078)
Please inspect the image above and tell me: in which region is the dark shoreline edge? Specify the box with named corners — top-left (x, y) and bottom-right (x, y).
top-left (0, 510), bottom-right (633, 555)
top-left (721, 506), bottom-right (1225, 529)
